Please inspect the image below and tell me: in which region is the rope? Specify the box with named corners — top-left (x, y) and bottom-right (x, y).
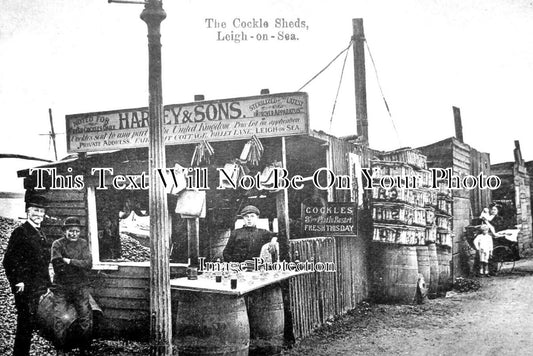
top-left (329, 40), bottom-right (353, 131)
top-left (364, 38), bottom-right (402, 146)
top-left (297, 40), bottom-right (353, 92)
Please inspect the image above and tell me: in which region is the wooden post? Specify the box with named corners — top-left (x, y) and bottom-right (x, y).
top-left (86, 186), bottom-right (100, 263)
top-left (276, 137), bottom-right (290, 260)
top-left (187, 218), bottom-right (199, 267)
top-left (325, 137), bottom-right (334, 202)
top-left (453, 106), bottom-right (464, 143)
top-left (187, 94), bottom-right (203, 268)
top-left (352, 18), bottom-right (369, 146)
top-left (275, 136), bottom-right (295, 344)
top-left (140, 1), bottom-right (172, 355)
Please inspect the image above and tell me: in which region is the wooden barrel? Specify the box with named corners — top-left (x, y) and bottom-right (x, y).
top-left (175, 291), bottom-right (249, 356)
top-left (427, 243), bottom-right (439, 299)
top-left (246, 285), bottom-right (285, 355)
top-left (36, 291), bottom-right (79, 348)
top-left (437, 246), bottom-right (451, 297)
top-left (371, 244), bottom-right (419, 304)
top-left (416, 246), bottom-right (430, 289)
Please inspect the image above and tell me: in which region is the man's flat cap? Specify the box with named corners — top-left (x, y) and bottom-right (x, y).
top-left (240, 205), bottom-right (260, 216)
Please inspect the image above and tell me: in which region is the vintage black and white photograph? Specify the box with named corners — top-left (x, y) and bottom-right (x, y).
top-left (1, 0), bottom-right (533, 355)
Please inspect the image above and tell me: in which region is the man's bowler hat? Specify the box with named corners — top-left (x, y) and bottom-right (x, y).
top-left (62, 217), bottom-right (82, 229)
top-left (26, 194), bottom-right (48, 209)
top-left (240, 205), bottom-right (260, 216)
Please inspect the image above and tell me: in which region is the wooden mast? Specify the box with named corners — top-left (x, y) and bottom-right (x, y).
top-left (48, 109), bottom-right (58, 161)
top-left (352, 18), bottom-right (369, 146)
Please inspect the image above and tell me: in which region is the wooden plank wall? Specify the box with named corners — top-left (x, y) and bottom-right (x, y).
top-left (419, 139), bottom-right (477, 277)
top-left (452, 140), bottom-right (471, 199)
top-left (89, 264), bottom-right (185, 341)
top-left (417, 138), bottom-right (454, 170)
top-left (328, 138), bottom-right (353, 202)
top-left (288, 235), bottom-right (368, 340)
top-left (335, 235), bottom-right (368, 314)
top-left (39, 189), bottom-right (87, 242)
top-left (89, 265), bottom-right (150, 340)
top-left (289, 237), bottom-right (337, 340)
top-left (451, 140), bottom-right (473, 278)
top-left (513, 169), bottom-right (533, 254)
top-left (470, 149), bottom-right (492, 216)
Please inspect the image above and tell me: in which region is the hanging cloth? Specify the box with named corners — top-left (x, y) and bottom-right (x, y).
top-left (239, 135), bottom-right (264, 166)
top-left (191, 140), bottom-right (215, 166)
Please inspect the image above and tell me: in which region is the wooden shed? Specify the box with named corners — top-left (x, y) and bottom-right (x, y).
top-left (18, 108), bottom-right (373, 343)
top-left (417, 137), bottom-right (492, 277)
top-left (493, 141), bottom-right (533, 256)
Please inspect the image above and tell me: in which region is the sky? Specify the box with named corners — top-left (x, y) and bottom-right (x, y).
top-left (1, 0), bottom-right (533, 192)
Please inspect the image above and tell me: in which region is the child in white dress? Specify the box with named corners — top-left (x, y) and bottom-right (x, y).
top-left (473, 224), bottom-right (493, 276)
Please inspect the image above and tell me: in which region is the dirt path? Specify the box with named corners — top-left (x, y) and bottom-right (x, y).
top-left (283, 259), bottom-right (533, 356)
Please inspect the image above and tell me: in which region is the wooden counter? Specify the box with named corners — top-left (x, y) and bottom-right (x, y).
top-left (171, 269), bottom-right (307, 355)
top-left (170, 269), bottom-right (307, 295)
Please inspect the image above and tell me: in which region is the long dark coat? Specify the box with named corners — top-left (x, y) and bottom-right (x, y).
top-left (3, 221), bottom-right (52, 296)
top-left (223, 226), bottom-right (274, 263)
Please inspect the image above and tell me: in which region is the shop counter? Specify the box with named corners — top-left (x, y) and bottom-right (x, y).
top-left (171, 270), bottom-right (307, 356)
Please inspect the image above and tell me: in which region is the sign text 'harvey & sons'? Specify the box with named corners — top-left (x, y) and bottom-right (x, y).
top-left (66, 92), bottom-right (309, 153)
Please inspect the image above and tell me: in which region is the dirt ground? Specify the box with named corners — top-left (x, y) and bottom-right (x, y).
top-left (283, 258), bottom-right (533, 356)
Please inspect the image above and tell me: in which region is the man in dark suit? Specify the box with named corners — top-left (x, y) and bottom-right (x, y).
top-left (223, 205), bottom-right (277, 264)
top-left (3, 194), bottom-right (52, 356)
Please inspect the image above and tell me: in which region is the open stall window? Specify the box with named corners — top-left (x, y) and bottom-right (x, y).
top-left (93, 187), bottom-right (150, 263)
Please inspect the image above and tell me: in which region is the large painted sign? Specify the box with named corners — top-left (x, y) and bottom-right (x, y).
top-left (66, 92), bottom-right (309, 153)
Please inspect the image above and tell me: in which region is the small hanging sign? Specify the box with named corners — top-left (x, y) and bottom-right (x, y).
top-left (301, 202), bottom-right (356, 236)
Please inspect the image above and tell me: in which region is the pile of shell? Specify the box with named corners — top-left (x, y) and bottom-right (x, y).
top-left (453, 277), bottom-right (481, 293)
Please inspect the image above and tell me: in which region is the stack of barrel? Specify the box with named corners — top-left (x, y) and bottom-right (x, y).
top-left (370, 148), bottom-right (452, 303)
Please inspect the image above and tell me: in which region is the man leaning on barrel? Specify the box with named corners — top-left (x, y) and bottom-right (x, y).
top-left (3, 194), bottom-right (52, 356)
top-left (51, 216), bottom-right (93, 356)
top-left (223, 205), bottom-right (278, 265)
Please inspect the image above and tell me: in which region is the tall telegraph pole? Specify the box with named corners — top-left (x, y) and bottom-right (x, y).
top-left (140, 1), bottom-right (172, 355)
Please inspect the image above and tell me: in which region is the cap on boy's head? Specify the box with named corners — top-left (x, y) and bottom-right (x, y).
top-left (480, 224), bottom-right (490, 232)
top-left (62, 216), bottom-right (82, 230)
top-left (26, 194), bottom-right (48, 209)
top-left (240, 205), bottom-right (260, 216)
